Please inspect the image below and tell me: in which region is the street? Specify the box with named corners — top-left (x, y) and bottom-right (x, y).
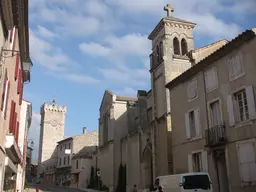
top-left (29, 185), bottom-right (85, 192)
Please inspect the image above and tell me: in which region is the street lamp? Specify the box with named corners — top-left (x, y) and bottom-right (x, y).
top-left (1, 48), bottom-right (33, 82)
top-left (27, 139), bottom-right (34, 149)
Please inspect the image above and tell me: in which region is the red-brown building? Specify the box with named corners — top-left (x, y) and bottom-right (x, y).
top-left (0, 0), bottom-right (32, 191)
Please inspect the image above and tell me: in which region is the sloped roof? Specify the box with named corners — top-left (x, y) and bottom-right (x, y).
top-left (166, 28), bottom-right (256, 90)
top-left (72, 146), bottom-right (97, 159)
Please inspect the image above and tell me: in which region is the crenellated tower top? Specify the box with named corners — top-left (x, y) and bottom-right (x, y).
top-left (41, 102), bottom-right (67, 113)
top-left (40, 95), bottom-right (67, 113)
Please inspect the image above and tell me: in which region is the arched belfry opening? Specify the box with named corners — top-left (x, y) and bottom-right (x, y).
top-left (173, 37), bottom-right (180, 55)
top-left (181, 38), bottom-right (188, 55)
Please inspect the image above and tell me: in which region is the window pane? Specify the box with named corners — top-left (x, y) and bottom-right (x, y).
top-left (183, 175), bottom-right (211, 190)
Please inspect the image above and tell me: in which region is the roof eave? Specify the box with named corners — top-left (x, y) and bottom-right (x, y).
top-left (166, 29), bottom-right (256, 90)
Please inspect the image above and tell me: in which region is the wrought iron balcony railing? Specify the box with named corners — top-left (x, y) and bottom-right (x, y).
top-left (205, 124), bottom-right (227, 147)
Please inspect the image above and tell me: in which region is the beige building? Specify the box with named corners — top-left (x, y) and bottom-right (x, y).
top-left (55, 128), bottom-right (98, 186)
top-left (37, 99), bottom-right (67, 184)
top-left (98, 90), bottom-right (137, 192)
top-left (166, 28), bottom-right (256, 192)
top-left (98, 4), bottom-right (249, 192)
top-left (71, 146), bottom-right (97, 189)
top-left (0, 0), bottom-right (32, 191)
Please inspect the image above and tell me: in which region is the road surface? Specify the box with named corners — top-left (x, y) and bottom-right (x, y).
top-left (29, 185), bottom-right (84, 192)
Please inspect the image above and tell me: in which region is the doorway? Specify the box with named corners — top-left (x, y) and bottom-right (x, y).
top-left (215, 151), bottom-right (229, 192)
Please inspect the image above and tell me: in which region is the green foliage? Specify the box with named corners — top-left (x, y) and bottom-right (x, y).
top-left (24, 180), bottom-right (29, 189)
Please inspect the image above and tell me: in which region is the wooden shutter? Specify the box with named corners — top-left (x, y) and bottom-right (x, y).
top-left (1, 70), bottom-right (8, 110)
top-left (19, 84), bottom-right (23, 105)
top-left (13, 112), bottom-right (17, 136)
top-left (185, 113), bottom-right (191, 139)
top-left (4, 81), bottom-right (10, 120)
top-left (202, 150), bottom-right (208, 172)
top-left (188, 154), bottom-right (193, 172)
top-left (227, 94), bottom-right (235, 126)
top-left (15, 54), bottom-right (20, 80)
top-left (237, 141), bottom-right (256, 182)
top-left (12, 28), bottom-right (16, 54)
top-left (246, 86), bottom-right (256, 120)
top-left (9, 101), bottom-right (16, 133)
top-left (17, 68), bottom-right (22, 94)
top-left (195, 108), bottom-right (201, 136)
top-left (16, 121), bottom-right (19, 143)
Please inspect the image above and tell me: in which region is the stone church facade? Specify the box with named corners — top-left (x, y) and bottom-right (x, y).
top-left (98, 4), bottom-right (230, 192)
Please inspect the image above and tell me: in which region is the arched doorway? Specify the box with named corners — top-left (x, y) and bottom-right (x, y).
top-left (141, 144), bottom-right (153, 190)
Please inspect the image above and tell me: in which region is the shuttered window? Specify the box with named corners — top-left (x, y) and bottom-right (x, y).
top-left (9, 101), bottom-right (16, 133)
top-left (1, 69), bottom-right (8, 111)
top-left (188, 150), bottom-right (208, 173)
top-left (237, 140), bottom-right (256, 183)
top-left (228, 53), bottom-right (244, 81)
top-left (204, 67), bottom-right (218, 92)
top-left (185, 108), bottom-right (201, 139)
top-left (4, 81), bottom-right (10, 120)
top-left (227, 86), bottom-right (256, 126)
top-left (187, 79), bottom-right (197, 100)
top-left (14, 54), bottom-right (20, 80)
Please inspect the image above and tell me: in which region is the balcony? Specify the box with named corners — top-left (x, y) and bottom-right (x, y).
top-left (205, 124), bottom-right (227, 147)
top-left (5, 135), bottom-right (22, 164)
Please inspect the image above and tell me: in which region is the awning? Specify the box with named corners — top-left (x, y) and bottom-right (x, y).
top-left (5, 157), bottom-right (17, 174)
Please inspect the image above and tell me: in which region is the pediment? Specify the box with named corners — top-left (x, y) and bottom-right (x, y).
top-left (100, 90), bottom-right (114, 112)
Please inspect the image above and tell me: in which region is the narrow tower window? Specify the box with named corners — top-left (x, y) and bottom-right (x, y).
top-left (160, 42), bottom-right (163, 59)
top-left (156, 45), bottom-right (160, 62)
top-left (181, 38), bottom-right (188, 55)
top-left (173, 37), bottom-right (180, 55)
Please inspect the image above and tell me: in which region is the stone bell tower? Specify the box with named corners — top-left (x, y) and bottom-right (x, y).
top-left (148, 4), bottom-right (196, 177)
top-left (37, 97), bottom-right (66, 183)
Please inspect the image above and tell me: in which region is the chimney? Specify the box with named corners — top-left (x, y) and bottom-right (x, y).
top-left (83, 127), bottom-right (87, 134)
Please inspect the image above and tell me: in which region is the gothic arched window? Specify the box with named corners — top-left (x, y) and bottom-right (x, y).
top-left (181, 38), bottom-right (188, 55)
top-left (173, 37), bottom-right (180, 55)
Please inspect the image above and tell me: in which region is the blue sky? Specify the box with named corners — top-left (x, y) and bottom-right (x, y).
top-left (27, 0), bottom-right (256, 160)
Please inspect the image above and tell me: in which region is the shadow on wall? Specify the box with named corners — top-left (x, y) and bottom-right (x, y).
top-left (38, 146), bottom-right (59, 185)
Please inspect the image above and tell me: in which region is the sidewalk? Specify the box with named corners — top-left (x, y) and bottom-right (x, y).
top-left (24, 189), bottom-right (41, 192)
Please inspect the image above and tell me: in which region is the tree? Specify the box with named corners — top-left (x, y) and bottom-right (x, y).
top-left (88, 166), bottom-right (95, 188)
top-left (116, 164), bottom-right (123, 192)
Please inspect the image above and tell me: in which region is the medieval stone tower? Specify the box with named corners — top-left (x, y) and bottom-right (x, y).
top-left (148, 4), bottom-right (196, 177)
top-left (37, 98), bottom-right (66, 182)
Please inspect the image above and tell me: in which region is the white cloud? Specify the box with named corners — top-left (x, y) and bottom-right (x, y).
top-left (107, 0), bottom-right (244, 40)
top-left (79, 43), bottom-right (111, 57)
top-left (64, 73), bottom-right (101, 84)
top-left (29, 0), bottom-right (115, 37)
top-left (30, 29), bottom-right (100, 84)
top-left (122, 87), bottom-right (137, 96)
top-left (37, 25), bottom-right (56, 39)
top-left (79, 33), bottom-right (150, 62)
top-left (28, 112), bottom-right (41, 161)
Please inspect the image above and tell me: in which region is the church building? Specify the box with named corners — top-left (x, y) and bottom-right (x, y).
top-left (98, 4), bottom-right (231, 192)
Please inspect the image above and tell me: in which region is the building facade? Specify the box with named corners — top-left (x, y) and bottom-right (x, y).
top-left (98, 4), bottom-right (236, 192)
top-left (98, 90), bottom-right (137, 191)
top-left (166, 29), bottom-right (256, 192)
top-left (16, 100), bottom-right (32, 191)
top-left (71, 146), bottom-right (98, 190)
top-left (0, 0), bottom-right (31, 191)
top-left (37, 99), bottom-right (66, 184)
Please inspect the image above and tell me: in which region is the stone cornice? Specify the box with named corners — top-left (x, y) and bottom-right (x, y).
top-left (148, 18), bottom-right (196, 40)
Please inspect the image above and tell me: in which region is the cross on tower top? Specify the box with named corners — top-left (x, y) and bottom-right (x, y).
top-left (164, 4), bottom-right (174, 17)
